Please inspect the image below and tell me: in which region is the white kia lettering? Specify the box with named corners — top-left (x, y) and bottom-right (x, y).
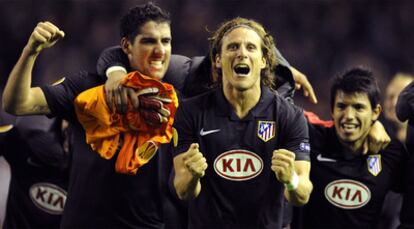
top-left (29, 183), bottom-right (67, 214)
top-left (214, 150), bottom-right (263, 181)
top-left (324, 179), bottom-right (371, 209)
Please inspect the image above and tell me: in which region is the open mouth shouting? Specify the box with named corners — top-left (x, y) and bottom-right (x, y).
top-left (233, 63), bottom-right (250, 77)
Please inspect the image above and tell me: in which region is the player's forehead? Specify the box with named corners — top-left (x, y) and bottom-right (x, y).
top-left (334, 91), bottom-right (370, 105)
top-left (136, 21), bottom-right (171, 39)
top-left (221, 27), bottom-right (262, 46)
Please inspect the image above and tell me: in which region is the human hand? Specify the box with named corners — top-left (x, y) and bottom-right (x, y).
top-left (27, 21), bottom-right (65, 54)
top-left (104, 70), bottom-right (172, 124)
top-left (289, 66), bottom-right (318, 104)
top-left (271, 149), bottom-right (296, 184)
top-left (363, 121), bottom-right (391, 155)
top-left (138, 91), bottom-right (172, 125)
top-left (104, 70), bottom-right (130, 113)
top-left (182, 143), bottom-right (208, 178)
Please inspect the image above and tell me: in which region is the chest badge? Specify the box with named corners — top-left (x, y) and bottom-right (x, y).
top-left (257, 120), bottom-right (276, 142)
top-left (367, 154), bottom-right (382, 176)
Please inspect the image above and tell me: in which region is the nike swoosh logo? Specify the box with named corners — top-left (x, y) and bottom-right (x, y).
top-left (200, 128), bottom-right (221, 136)
top-left (316, 154), bottom-right (337, 162)
top-left (26, 157), bottom-right (44, 168)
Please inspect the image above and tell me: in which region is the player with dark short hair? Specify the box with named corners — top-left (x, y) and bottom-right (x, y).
top-left (2, 3), bottom-right (179, 228)
top-left (300, 67), bottom-right (408, 229)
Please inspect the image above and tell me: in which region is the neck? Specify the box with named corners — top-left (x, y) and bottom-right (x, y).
top-left (223, 84), bottom-right (261, 119)
top-left (338, 135), bottom-right (368, 155)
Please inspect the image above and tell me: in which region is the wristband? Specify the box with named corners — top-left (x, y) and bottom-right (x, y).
top-left (284, 172), bottom-right (299, 191)
top-left (106, 66), bottom-right (127, 78)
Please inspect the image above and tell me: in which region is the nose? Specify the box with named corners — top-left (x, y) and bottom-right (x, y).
top-left (236, 45), bottom-right (247, 59)
top-left (153, 41), bottom-right (165, 56)
top-left (343, 107), bottom-right (356, 120)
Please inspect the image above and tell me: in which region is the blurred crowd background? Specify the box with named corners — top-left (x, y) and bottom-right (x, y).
top-left (1, 0), bottom-right (413, 118)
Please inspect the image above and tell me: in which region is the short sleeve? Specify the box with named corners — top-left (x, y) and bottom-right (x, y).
top-left (278, 99), bottom-right (310, 161)
top-left (96, 46), bottom-right (130, 78)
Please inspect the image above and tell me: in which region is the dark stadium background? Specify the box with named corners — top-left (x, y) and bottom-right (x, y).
top-left (1, 0), bottom-right (413, 119)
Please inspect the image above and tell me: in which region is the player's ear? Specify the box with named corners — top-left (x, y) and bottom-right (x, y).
top-left (215, 54), bottom-right (222, 69)
top-left (372, 104), bottom-right (382, 121)
top-left (121, 37), bottom-right (132, 55)
top-left (260, 57), bottom-right (266, 69)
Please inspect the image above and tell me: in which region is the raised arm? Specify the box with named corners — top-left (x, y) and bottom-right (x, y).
top-left (2, 21), bottom-right (64, 115)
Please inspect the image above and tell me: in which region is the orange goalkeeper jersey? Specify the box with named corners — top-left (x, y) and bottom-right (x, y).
top-left (74, 71), bottom-right (178, 175)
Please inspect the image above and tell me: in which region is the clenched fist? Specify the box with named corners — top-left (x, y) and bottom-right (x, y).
top-left (27, 21), bottom-right (65, 54)
top-left (182, 143), bottom-right (208, 178)
top-left (271, 149), bottom-right (296, 184)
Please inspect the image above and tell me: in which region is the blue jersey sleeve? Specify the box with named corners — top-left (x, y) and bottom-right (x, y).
top-left (277, 99), bottom-right (310, 161)
top-left (40, 71), bottom-right (103, 123)
top-left (96, 46), bottom-right (130, 78)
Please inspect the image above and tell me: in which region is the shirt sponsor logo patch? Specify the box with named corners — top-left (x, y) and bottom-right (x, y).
top-left (324, 179), bottom-right (371, 209)
top-left (299, 142), bottom-right (311, 153)
top-left (214, 150), bottom-right (263, 181)
top-left (257, 120), bottom-right (276, 142)
top-left (29, 183), bottom-right (67, 215)
top-left (367, 154), bottom-right (382, 176)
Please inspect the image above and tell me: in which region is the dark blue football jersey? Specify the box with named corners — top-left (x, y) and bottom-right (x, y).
top-left (302, 123), bottom-right (408, 229)
top-left (0, 113), bottom-right (68, 229)
top-left (41, 72), bottom-right (166, 228)
top-left (96, 47), bottom-right (299, 228)
top-left (173, 86), bottom-right (310, 229)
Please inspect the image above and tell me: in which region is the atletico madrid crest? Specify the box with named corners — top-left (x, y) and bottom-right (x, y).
top-left (367, 154), bottom-right (382, 176)
top-left (257, 121), bottom-right (276, 142)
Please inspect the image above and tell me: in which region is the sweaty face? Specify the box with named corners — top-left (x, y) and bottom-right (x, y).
top-left (332, 91), bottom-right (381, 151)
top-left (124, 21), bottom-right (171, 80)
top-left (215, 27), bottom-right (266, 92)
top-left (383, 77), bottom-right (412, 124)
